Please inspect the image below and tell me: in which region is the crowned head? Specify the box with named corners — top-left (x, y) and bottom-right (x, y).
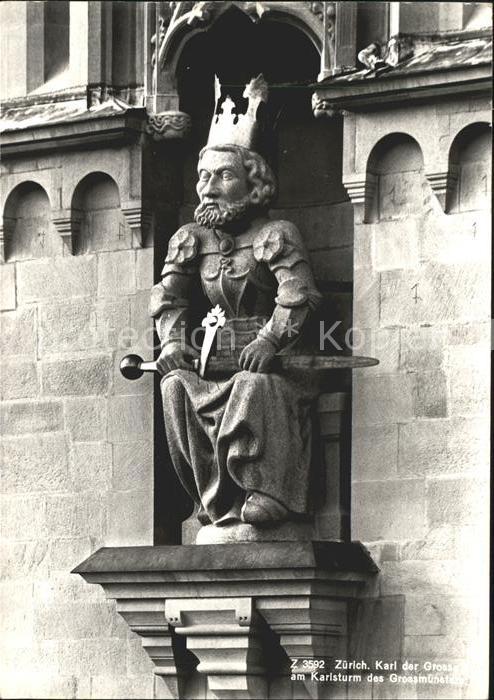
top-left (194, 75), bottom-right (276, 230)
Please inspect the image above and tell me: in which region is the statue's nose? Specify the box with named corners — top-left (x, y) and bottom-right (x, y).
top-left (202, 174), bottom-right (220, 197)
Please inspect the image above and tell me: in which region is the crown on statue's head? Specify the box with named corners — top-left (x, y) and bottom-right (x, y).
top-left (206, 74), bottom-right (268, 150)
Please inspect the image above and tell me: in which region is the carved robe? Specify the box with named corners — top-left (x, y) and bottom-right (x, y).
top-left (149, 217), bottom-right (321, 525)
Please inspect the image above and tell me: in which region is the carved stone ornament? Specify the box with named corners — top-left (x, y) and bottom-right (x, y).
top-left (146, 111), bottom-right (192, 140)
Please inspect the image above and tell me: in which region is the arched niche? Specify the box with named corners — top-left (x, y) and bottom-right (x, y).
top-left (71, 172), bottom-right (130, 254)
top-left (2, 181), bottom-right (60, 262)
top-left (447, 122), bottom-right (492, 214)
top-left (154, 2), bottom-right (324, 109)
top-left (366, 133), bottom-right (425, 223)
top-left (175, 7), bottom-right (346, 227)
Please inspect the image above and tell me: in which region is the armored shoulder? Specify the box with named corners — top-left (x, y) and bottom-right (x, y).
top-left (253, 220), bottom-right (308, 269)
top-left (163, 224), bottom-right (201, 268)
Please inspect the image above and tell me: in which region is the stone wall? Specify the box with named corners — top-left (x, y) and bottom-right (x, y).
top-left (0, 147), bottom-right (160, 698)
top-left (349, 97), bottom-right (491, 699)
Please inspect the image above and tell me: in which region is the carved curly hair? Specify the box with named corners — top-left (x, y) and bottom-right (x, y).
top-left (198, 145), bottom-right (277, 210)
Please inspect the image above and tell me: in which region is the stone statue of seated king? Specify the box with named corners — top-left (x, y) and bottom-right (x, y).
top-left (149, 75), bottom-right (322, 539)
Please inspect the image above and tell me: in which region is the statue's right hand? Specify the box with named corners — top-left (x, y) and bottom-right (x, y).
top-left (156, 342), bottom-right (199, 376)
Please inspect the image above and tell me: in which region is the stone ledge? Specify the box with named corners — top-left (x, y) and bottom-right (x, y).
top-left (72, 541), bottom-right (378, 577)
top-left (73, 542), bottom-right (377, 699)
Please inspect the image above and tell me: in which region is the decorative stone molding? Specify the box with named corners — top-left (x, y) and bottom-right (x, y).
top-left (425, 168), bottom-right (459, 212)
top-left (342, 173), bottom-right (377, 224)
top-left (0, 217), bottom-right (16, 262)
top-left (73, 542), bottom-right (377, 700)
top-left (311, 95), bottom-right (348, 119)
top-left (52, 210), bottom-right (82, 255)
top-left (121, 201), bottom-right (153, 247)
top-left (167, 597), bottom-right (267, 699)
top-left (146, 111), bottom-right (192, 140)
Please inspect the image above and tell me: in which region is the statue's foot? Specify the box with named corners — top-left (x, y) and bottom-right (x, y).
top-left (240, 492), bottom-right (288, 527)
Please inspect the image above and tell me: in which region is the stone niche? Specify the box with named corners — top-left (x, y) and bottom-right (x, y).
top-left (72, 7), bottom-right (380, 700)
top-left (2, 181), bottom-right (62, 262)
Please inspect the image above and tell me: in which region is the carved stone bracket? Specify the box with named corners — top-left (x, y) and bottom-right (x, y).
top-left (73, 542), bottom-right (377, 700)
top-left (342, 173), bottom-right (377, 224)
top-left (52, 210), bottom-right (82, 255)
top-left (146, 111), bottom-right (192, 140)
top-left (167, 597), bottom-right (267, 699)
top-left (425, 167), bottom-right (459, 212)
top-left (0, 217), bottom-right (16, 262)
top-left (121, 201), bottom-right (153, 247)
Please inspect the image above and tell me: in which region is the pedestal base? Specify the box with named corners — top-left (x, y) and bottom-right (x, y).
top-left (196, 521), bottom-right (314, 543)
top-left (73, 542), bottom-right (377, 700)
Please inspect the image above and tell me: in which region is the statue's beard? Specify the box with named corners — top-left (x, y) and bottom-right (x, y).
top-left (194, 196), bottom-right (252, 229)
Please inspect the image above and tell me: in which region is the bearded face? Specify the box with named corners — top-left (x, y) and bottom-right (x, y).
top-left (194, 149), bottom-right (252, 229)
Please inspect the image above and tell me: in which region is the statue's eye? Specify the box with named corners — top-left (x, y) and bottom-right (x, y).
top-left (221, 170), bottom-right (234, 181)
top-left (198, 170), bottom-right (210, 181)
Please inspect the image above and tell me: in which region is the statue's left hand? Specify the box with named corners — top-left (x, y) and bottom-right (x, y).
top-left (239, 337), bottom-right (277, 373)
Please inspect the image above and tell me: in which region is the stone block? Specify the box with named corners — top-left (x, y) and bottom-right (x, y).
top-left (70, 442), bottom-right (112, 492)
top-left (33, 573), bottom-right (102, 605)
top-left (64, 396), bottom-right (107, 441)
top-left (349, 596), bottom-right (405, 671)
top-left (97, 249), bottom-right (137, 297)
top-left (1, 434), bottom-right (69, 494)
top-left (136, 247), bottom-right (155, 290)
top-left (1, 400), bottom-right (63, 435)
top-left (44, 494), bottom-right (106, 538)
top-left (41, 355), bottom-right (111, 396)
top-left (403, 634), bottom-right (468, 661)
top-left (380, 560), bottom-right (461, 597)
top-left (353, 373), bottom-right (414, 427)
top-left (405, 595), bottom-right (472, 638)
top-left (0, 263), bottom-right (16, 310)
top-left (400, 325), bottom-right (447, 371)
top-left (310, 245), bottom-right (353, 282)
top-left (427, 477), bottom-right (488, 527)
top-left (41, 638), bottom-right (128, 677)
top-left (274, 201), bottom-right (354, 250)
top-left (352, 424), bottom-right (398, 481)
top-left (0, 307), bottom-right (37, 358)
top-left (0, 361), bottom-right (39, 400)
top-left (378, 172), bottom-right (425, 222)
top-left (126, 636), bottom-right (157, 677)
top-left (95, 297), bottom-right (132, 349)
top-left (1, 539), bottom-right (50, 580)
top-left (107, 394), bottom-right (153, 443)
top-left (368, 327), bottom-right (400, 374)
top-left (354, 223), bottom-right (372, 271)
top-left (48, 537), bottom-right (94, 572)
top-left (39, 300), bottom-right (96, 355)
top-left (129, 290), bottom-right (155, 353)
top-left (412, 371), bottom-right (448, 418)
top-left (0, 580), bottom-right (34, 645)
top-left (112, 440), bottom-right (153, 491)
top-left (445, 346), bottom-right (489, 417)
top-left (400, 525), bottom-right (459, 561)
top-left (353, 269), bottom-right (380, 329)
top-left (106, 490), bottom-right (153, 546)
top-left (34, 600), bottom-right (123, 641)
top-left (447, 321), bottom-right (490, 347)
top-left (398, 418), bottom-right (489, 477)
top-left (0, 494), bottom-right (45, 540)
top-left (420, 210), bottom-right (490, 265)
top-left (372, 219), bottom-right (420, 271)
top-left (91, 674), bottom-right (155, 700)
top-left (380, 262), bottom-right (490, 326)
top-left (352, 479), bottom-right (425, 541)
top-left (16, 256), bottom-right (97, 303)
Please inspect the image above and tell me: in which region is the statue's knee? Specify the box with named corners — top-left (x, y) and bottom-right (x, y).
top-left (161, 373), bottom-right (186, 403)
